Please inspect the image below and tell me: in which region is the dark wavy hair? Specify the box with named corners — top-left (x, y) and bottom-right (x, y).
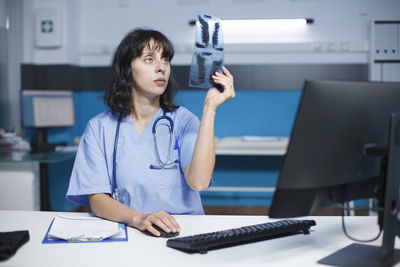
top-left (104, 28), bottom-right (179, 116)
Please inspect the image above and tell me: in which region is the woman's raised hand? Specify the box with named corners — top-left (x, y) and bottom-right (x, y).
top-left (205, 66), bottom-right (236, 110)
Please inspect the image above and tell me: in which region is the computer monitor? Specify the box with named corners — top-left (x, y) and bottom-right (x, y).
top-left (269, 80), bottom-right (400, 266)
top-left (21, 90), bottom-right (75, 152)
top-left (21, 90), bottom-right (75, 128)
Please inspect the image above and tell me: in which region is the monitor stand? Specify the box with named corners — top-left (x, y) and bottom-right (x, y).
top-left (30, 128), bottom-right (48, 153)
top-left (318, 243), bottom-right (400, 266)
top-left (30, 128), bottom-right (66, 153)
top-left (319, 113), bottom-right (400, 267)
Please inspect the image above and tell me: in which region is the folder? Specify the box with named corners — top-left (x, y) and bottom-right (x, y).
top-left (42, 214), bottom-right (128, 244)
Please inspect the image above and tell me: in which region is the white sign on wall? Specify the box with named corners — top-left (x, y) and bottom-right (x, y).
top-left (35, 8), bottom-right (62, 48)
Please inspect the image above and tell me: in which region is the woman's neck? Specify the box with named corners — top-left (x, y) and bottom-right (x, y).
top-left (131, 104), bottom-right (159, 121)
top-left (131, 90), bottom-right (160, 121)
top-left (129, 95), bottom-right (160, 135)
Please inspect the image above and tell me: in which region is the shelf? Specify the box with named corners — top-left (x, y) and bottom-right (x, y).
top-left (0, 150), bottom-right (76, 163)
top-left (215, 136), bottom-right (289, 156)
top-left (206, 186), bottom-right (275, 193)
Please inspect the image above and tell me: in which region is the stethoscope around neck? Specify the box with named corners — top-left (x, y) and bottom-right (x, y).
top-left (111, 110), bottom-right (179, 200)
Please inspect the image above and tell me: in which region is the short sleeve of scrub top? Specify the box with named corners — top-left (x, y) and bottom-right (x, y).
top-left (66, 107), bottom-right (210, 215)
top-left (66, 112), bottom-right (115, 206)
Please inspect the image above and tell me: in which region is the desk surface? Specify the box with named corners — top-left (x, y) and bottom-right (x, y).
top-left (0, 210), bottom-right (397, 267)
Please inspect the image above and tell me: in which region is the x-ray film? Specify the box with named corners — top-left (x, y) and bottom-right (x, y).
top-left (189, 11), bottom-right (224, 89)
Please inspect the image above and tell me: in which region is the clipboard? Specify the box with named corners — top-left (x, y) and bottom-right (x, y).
top-left (42, 214), bottom-right (128, 244)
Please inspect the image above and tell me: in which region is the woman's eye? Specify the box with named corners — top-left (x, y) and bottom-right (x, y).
top-left (162, 58), bottom-right (170, 63)
top-left (144, 58), bottom-right (152, 62)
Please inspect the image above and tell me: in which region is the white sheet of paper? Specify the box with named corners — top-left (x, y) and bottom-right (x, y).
top-left (47, 214), bottom-right (125, 241)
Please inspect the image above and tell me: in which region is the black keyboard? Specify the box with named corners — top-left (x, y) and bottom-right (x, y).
top-left (167, 219), bottom-right (316, 254)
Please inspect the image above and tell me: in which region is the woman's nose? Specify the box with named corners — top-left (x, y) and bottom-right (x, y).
top-left (156, 59), bottom-right (166, 73)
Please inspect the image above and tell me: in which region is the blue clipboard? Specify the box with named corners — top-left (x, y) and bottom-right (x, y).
top-left (42, 217), bottom-right (128, 244)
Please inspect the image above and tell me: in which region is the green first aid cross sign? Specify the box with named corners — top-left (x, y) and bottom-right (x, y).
top-left (41, 20), bottom-right (53, 33)
top-left (35, 8), bottom-right (61, 47)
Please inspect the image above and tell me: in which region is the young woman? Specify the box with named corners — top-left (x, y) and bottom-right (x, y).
top-left (66, 28), bottom-right (235, 236)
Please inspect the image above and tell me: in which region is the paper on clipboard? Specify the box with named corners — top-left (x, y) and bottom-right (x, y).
top-left (43, 214), bottom-right (127, 243)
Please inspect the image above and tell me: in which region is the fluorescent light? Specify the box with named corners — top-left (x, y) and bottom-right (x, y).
top-left (188, 18), bottom-right (314, 44)
top-left (222, 18), bottom-right (310, 28)
top-left (221, 18), bottom-right (312, 35)
top-left (189, 18), bottom-right (313, 26)
top-left (223, 18), bottom-right (312, 43)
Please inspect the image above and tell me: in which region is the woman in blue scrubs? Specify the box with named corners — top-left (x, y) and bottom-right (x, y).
top-left (66, 29), bottom-right (235, 236)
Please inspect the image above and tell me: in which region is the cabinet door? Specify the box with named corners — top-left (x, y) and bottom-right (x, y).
top-left (0, 162), bottom-right (40, 210)
top-left (375, 23), bottom-right (398, 61)
top-left (370, 63), bottom-right (382, 81)
top-left (383, 63), bottom-right (400, 82)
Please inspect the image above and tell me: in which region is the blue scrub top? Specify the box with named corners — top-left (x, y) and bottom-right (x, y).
top-left (66, 107), bottom-right (209, 215)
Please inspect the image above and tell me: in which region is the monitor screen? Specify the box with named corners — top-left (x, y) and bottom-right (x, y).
top-left (21, 90), bottom-right (75, 128)
top-left (269, 80), bottom-right (400, 218)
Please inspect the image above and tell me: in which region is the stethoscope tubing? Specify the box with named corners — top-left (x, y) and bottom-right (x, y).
top-left (111, 110), bottom-right (178, 200)
top-left (112, 113), bottom-right (123, 200)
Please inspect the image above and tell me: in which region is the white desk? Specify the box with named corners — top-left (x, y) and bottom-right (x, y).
top-left (0, 151), bottom-right (76, 211)
top-left (1, 210), bottom-right (398, 267)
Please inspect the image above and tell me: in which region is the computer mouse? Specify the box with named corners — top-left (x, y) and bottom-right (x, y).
top-left (143, 224), bottom-right (180, 238)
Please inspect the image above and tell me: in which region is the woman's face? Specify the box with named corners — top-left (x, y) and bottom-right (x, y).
top-left (130, 39), bottom-right (171, 99)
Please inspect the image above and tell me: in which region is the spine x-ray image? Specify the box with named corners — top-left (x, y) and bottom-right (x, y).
top-left (189, 11), bottom-right (224, 89)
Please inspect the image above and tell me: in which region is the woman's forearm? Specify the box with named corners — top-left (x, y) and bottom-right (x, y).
top-left (184, 66), bottom-right (235, 191)
top-left (89, 193), bottom-right (144, 228)
top-left (184, 104), bottom-right (216, 191)
top-left (89, 193), bottom-right (181, 235)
